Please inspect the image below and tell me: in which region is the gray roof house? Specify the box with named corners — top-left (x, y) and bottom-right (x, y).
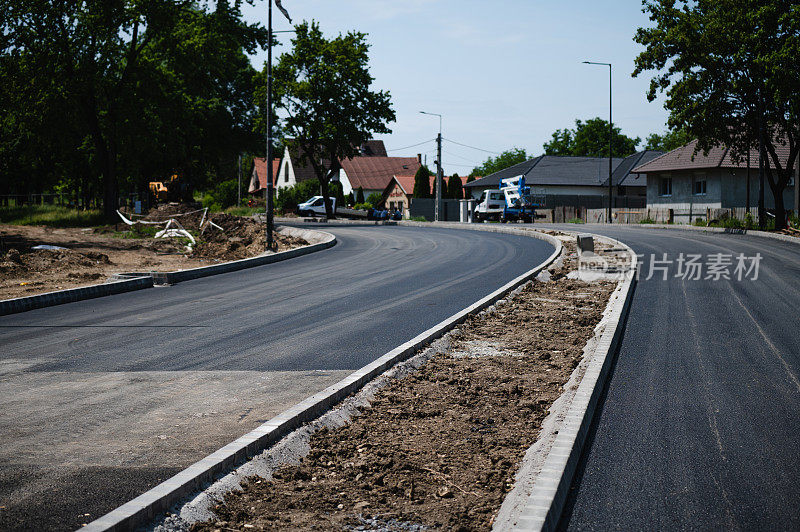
top-left (463, 151), bottom-right (662, 208)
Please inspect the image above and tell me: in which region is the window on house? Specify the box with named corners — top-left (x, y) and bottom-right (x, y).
top-left (284, 162), bottom-right (289, 182)
top-left (693, 176), bottom-right (707, 195)
top-left (659, 176), bottom-right (672, 196)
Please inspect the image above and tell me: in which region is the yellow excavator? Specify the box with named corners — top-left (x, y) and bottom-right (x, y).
top-left (149, 174), bottom-right (180, 203)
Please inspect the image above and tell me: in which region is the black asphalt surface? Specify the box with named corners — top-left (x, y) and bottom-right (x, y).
top-left (539, 225), bottom-right (800, 531)
top-left (0, 224), bottom-right (554, 531)
top-left (0, 225), bottom-right (553, 373)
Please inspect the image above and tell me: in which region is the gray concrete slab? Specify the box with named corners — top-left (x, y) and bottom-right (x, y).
top-left (0, 225), bottom-right (554, 531)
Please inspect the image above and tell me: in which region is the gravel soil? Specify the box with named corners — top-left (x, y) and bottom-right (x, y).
top-left (192, 241), bottom-right (615, 531)
top-left (0, 211), bottom-right (306, 300)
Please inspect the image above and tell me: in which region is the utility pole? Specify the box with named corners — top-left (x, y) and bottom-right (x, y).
top-left (584, 61), bottom-right (613, 223)
top-left (237, 154), bottom-right (242, 208)
top-left (265, 1), bottom-right (274, 250)
top-left (758, 91), bottom-right (766, 229)
top-left (420, 111), bottom-right (442, 221)
top-left (436, 132), bottom-right (443, 221)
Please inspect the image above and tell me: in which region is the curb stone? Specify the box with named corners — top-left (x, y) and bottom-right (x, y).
top-left (83, 226), bottom-right (563, 532)
top-left (493, 233), bottom-right (638, 532)
top-left (0, 276), bottom-right (153, 317)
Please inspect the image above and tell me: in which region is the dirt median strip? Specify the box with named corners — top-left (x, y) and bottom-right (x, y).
top-left (181, 235), bottom-right (617, 531)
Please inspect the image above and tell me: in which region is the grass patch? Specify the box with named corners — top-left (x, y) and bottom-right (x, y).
top-left (566, 218), bottom-right (584, 224)
top-left (409, 216), bottom-right (428, 222)
top-left (0, 205), bottom-right (105, 227)
top-left (224, 206), bottom-right (263, 217)
top-left (638, 217), bottom-right (656, 224)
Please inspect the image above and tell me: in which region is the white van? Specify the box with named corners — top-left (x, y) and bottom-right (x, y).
top-left (297, 196), bottom-right (336, 216)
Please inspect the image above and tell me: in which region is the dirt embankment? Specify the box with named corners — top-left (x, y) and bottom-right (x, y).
top-left (0, 205), bottom-right (307, 300)
top-left (192, 238), bottom-right (615, 531)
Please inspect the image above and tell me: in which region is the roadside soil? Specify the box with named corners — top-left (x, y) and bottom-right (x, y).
top-left (0, 207), bottom-right (306, 300)
top-left (192, 236), bottom-right (616, 531)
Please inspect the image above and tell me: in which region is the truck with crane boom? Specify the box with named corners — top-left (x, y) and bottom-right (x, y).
top-left (473, 175), bottom-right (544, 223)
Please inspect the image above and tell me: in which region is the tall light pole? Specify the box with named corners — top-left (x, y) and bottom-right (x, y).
top-left (584, 61), bottom-right (613, 223)
top-left (420, 111), bottom-right (442, 221)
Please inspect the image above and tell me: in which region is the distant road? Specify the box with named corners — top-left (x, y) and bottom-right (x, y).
top-left (538, 224), bottom-right (800, 530)
top-left (0, 224), bottom-right (553, 531)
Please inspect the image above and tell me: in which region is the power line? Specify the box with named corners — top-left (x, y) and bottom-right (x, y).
top-left (442, 150), bottom-right (481, 165)
top-left (442, 137), bottom-right (501, 154)
top-left (386, 138), bottom-right (436, 152)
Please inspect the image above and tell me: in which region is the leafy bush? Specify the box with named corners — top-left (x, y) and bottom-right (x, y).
top-left (409, 215), bottom-right (428, 222)
top-left (202, 179), bottom-right (239, 211)
top-left (692, 218), bottom-right (706, 226)
top-left (638, 217), bottom-right (656, 224)
top-left (355, 187), bottom-right (365, 204)
top-left (346, 192), bottom-right (355, 206)
top-left (366, 192), bottom-right (383, 208)
top-left (566, 218), bottom-right (584, 224)
top-left (744, 212), bottom-right (756, 229)
top-left (353, 202), bottom-right (372, 210)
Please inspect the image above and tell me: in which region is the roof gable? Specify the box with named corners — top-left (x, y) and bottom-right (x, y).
top-left (341, 156), bottom-right (421, 191)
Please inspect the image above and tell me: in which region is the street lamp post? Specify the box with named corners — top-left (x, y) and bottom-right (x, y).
top-left (420, 111), bottom-right (442, 222)
top-left (584, 61), bottom-right (613, 223)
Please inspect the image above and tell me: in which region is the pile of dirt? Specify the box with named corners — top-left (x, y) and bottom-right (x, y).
top-left (1, 247), bottom-right (110, 277)
top-left (192, 214), bottom-right (307, 261)
top-left (141, 203), bottom-right (206, 229)
top-left (193, 249), bottom-right (614, 531)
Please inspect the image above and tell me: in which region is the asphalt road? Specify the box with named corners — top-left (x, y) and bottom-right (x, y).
top-left (0, 224), bottom-right (553, 531)
top-left (538, 225), bottom-right (800, 531)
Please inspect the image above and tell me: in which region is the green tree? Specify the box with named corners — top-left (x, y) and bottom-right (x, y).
top-left (268, 21), bottom-right (395, 219)
top-left (355, 186), bottom-right (365, 204)
top-left (633, 0), bottom-right (799, 229)
top-left (466, 175), bottom-right (476, 183)
top-left (412, 165), bottom-right (432, 197)
top-left (366, 192), bottom-right (383, 208)
top-left (449, 173), bottom-right (463, 199)
top-left (645, 128), bottom-right (692, 152)
top-left (471, 148), bottom-right (528, 177)
top-left (543, 118), bottom-right (640, 158)
top-left (1, 1), bottom-right (266, 219)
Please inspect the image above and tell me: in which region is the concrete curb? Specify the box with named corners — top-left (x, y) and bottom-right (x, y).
top-left (0, 276), bottom-right (154, 317)
top-left (576, 221), bottom-right (800, 245)
top-left (494, 233), bottom-right (638, 532)
top-left (0, 227), bottom-right (335, 317)
top-left (135, 227), bottom-right (336, 285)
top-left (83, 226), bottom-right (563, 532)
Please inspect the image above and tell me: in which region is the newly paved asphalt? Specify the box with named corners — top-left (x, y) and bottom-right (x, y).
top-left (0, 224), bottom-right (553, 531)
top-left (538, 225), bottom-right (800, 531)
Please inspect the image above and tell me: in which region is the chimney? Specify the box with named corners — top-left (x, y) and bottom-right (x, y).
top-left (417, 153), bottom-right (422, 164)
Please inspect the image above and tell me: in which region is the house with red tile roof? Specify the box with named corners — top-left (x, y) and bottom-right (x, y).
top-left (632, 139), bottom-right (797, 222)
top-left (381, 174), bottom-right (462, 216)
top-left (270, 139), bottom-right (404, 195)
top-left (337, 155), bottom-right (421, 197)
top-left (248, 158), bottom-right (282, 193)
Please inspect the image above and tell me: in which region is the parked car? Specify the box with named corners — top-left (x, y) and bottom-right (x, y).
top-left (297, 196), bottom-right (336, 216)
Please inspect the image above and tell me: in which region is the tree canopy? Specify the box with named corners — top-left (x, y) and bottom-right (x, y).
top-left (412, 166), bottom-right (431, 198)
top-left (268, 21), bottom-right (395, 217)
top-left (644, 128), bottom-right (692, 152)
top-left (448, 173), bottom-right (463, 199)
top-left (633, 0), bottom-right (800, 228)
top-left (470, 148), bottom-right (528, 177)
top-left (0, 0), bottom-right (266, 219)
top-left (543, 118), bottom-right (640, 158)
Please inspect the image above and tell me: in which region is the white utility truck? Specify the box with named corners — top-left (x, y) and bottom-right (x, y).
top-left (473, 175), bottom-right (543, 223)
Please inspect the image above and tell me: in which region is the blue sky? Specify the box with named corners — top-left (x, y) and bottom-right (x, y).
top-left (241, 0), bottom-right (670, 175)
